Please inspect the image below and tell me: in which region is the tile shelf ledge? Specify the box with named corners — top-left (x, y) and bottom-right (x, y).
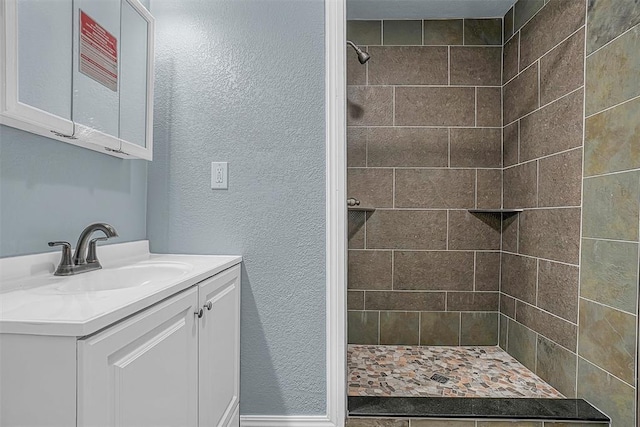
top-left (468, 209), bottom-right (523, 216)
top-left (348, 207), bottom-right (376, 212)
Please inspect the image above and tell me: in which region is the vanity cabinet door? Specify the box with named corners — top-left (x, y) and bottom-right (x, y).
top-left (77, 287), bottom-right (199, 427)
top-left (0, 0), bottom-right (75, 136)
top-left (198, 265), bottom-right (241, 427)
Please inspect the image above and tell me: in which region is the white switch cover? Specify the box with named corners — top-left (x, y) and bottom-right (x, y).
top-left (211, 162), bottom-right (228, 189)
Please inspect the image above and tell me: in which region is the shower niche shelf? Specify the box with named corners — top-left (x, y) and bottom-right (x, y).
top-left (468, 209), bottom-right (522, 217)
top-left (469, 209), bottom-right (524, 215)
top-left (348, 207), bottom-right (376, 213)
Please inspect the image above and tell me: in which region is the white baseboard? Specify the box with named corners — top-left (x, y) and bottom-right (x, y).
top-left (240, 415), bottom-right (338, 427)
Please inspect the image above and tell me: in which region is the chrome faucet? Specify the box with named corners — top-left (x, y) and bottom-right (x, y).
top-left (48, 223), bottom-right (118, 276)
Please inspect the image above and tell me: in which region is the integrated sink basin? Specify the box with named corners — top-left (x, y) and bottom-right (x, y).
top-left (0, 241), bottom-right (243, 336)
top-left (52, 261), bottom-right (193, 293)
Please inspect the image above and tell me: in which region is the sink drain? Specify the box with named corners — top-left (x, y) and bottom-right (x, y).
top-left (430, 373), bottom-right (450, 384)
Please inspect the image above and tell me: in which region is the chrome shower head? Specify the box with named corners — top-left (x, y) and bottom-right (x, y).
top-left (357, 50), bottom-right (370, 64)
top-left (347, 40), bottom-right (370, 64)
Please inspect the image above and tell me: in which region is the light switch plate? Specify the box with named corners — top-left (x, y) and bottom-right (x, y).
top-left (211, 162), bottom-right (228, 189)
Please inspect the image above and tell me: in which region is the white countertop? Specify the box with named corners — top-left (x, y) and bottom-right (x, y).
top-left (0, 241), bottom-right (242, 337)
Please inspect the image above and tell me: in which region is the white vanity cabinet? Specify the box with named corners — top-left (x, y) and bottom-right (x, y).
top-left (0, 263), bottom-right (241, 427)
top-left (0, 0), bottom-right (154, 160)
top-left (198, 266), bottom-right (241, 426)
top-left (78, 287), bottom-right (200, 427)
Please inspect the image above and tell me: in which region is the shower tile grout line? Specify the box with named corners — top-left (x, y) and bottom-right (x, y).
top-left (503, 25), bottom-right (585, 88)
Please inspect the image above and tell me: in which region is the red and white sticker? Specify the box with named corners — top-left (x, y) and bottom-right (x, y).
top-left (79, 10), bottom-right (118, 91)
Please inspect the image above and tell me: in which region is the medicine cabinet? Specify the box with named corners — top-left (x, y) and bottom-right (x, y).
top-left (0, 0), bottom-right (154, 160)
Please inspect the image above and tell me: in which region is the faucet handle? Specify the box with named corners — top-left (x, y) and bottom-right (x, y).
top-left (87, 237), bottom-right (108, 264)
top-left (48, 241), bottom-right (74, 275)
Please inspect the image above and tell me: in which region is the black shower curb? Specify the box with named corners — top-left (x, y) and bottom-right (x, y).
top-left (348, 396), bottom-right (610, 423)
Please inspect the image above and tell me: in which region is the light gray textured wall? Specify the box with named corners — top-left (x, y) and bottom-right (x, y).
top-left (0, 125), bottom-right (147, 257)
top-left (148, 0), bottom-right (326, 416)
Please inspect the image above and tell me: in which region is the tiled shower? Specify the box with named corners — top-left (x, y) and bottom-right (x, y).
top-left (346, 0), bottom-right (640, 425)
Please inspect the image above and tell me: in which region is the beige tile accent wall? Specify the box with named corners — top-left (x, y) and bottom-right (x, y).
top-left (346, 18), bottom-right (503, 347)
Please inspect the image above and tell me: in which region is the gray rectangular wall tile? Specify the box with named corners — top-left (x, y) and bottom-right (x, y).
top-left (420, 312), bottom-right (461, 345)
top-left (348, 291), bottom-right (364, 310)
top-left (448, 211), bottom-right (501, 250)
top-left (504, 6), bottom-right (515, 41)
top-left (347, 127), bottom-right (366, 167)
top-left (537, 149), bottom-right (583, 207)
top-left (348, 311), bottom-right (379, 344)
top-left (519, 0), bottom-right (585, 69)
top-left (503, 33), bottom-right (520, 83)
top-left (394, 251), bottom-right (474, 291)
top-left (348, 168), bottom-right (394, 208)
top-left (503, 121), bottom-right (519, 167)
top-left (450, 128), bottom-right (502, 168)
top-left (502, 215), bottom-right (519, 253)
top-left (504, 162), bottom-right (538, 209)
top-left (519, 89), bottom-right (584, 162)
top-left (476, 169), bottom-right (503, 210)
top-left (380, 311), bottom-right (420, 345)
top-left (383, 20), bottom-right (422, 45)
top-left (447, 292), bottom-right (499, 311)
top-left (501, 293), bottom-right (517, 318)
top-left (475, 252), bottom-right (501, 291)
top-left (348, 250), bottom-right (393, 290)
top-left (539, 29), bottom-right (584, 105)
top-left (395, 169), bottom-right (476, 209)
top-left (347, 51), bottom-right (367, 85)
top-left (349, 212), bottom-right (365, 249)
top-left (423, 20), bottom-right (463, 45)
top-left (368, 46), bottom-right (448, 85)
top-left (536, 334), bottom-right (577, 397)
top-left (460, 312), bottom-right (499, 345)
top-left (537, 260), bottom-right (579, 322)
top-left (366, 210), bottom-right (448, 249)
top-left (504, 63), bottom-right (539, 124)
top-left (499, 314), bottom-right (509, 348)
top-left (348, 86), bottom-right (394, 126)
top-left (516, 302), bottom-right (577, 351)
top-left (518, 208), bottom-right (582, 264)
top-left (395, 87), bottom-right (476, 126)
top-left (450, 47), bottom-right (502, 86)
top-left (464, 19), bottom-right (502, 45)
top-left (365, 291), bottom-right (446, 311)
top-left (347, 20), bottom-right (382, 45)
top-left (366, 127), bottom-right (449, 168)
top-left (501, 253), bottom-right (538, 305)
top-left (514, 0), bottom-right (545, 31)
top-left (507, 319), bottom-right (537, 371)
top-left (476, 88), bottom-right (502, 127)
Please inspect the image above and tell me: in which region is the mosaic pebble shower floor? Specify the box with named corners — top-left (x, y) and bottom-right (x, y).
top-left (348, 345), bottom-right (563, 398)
